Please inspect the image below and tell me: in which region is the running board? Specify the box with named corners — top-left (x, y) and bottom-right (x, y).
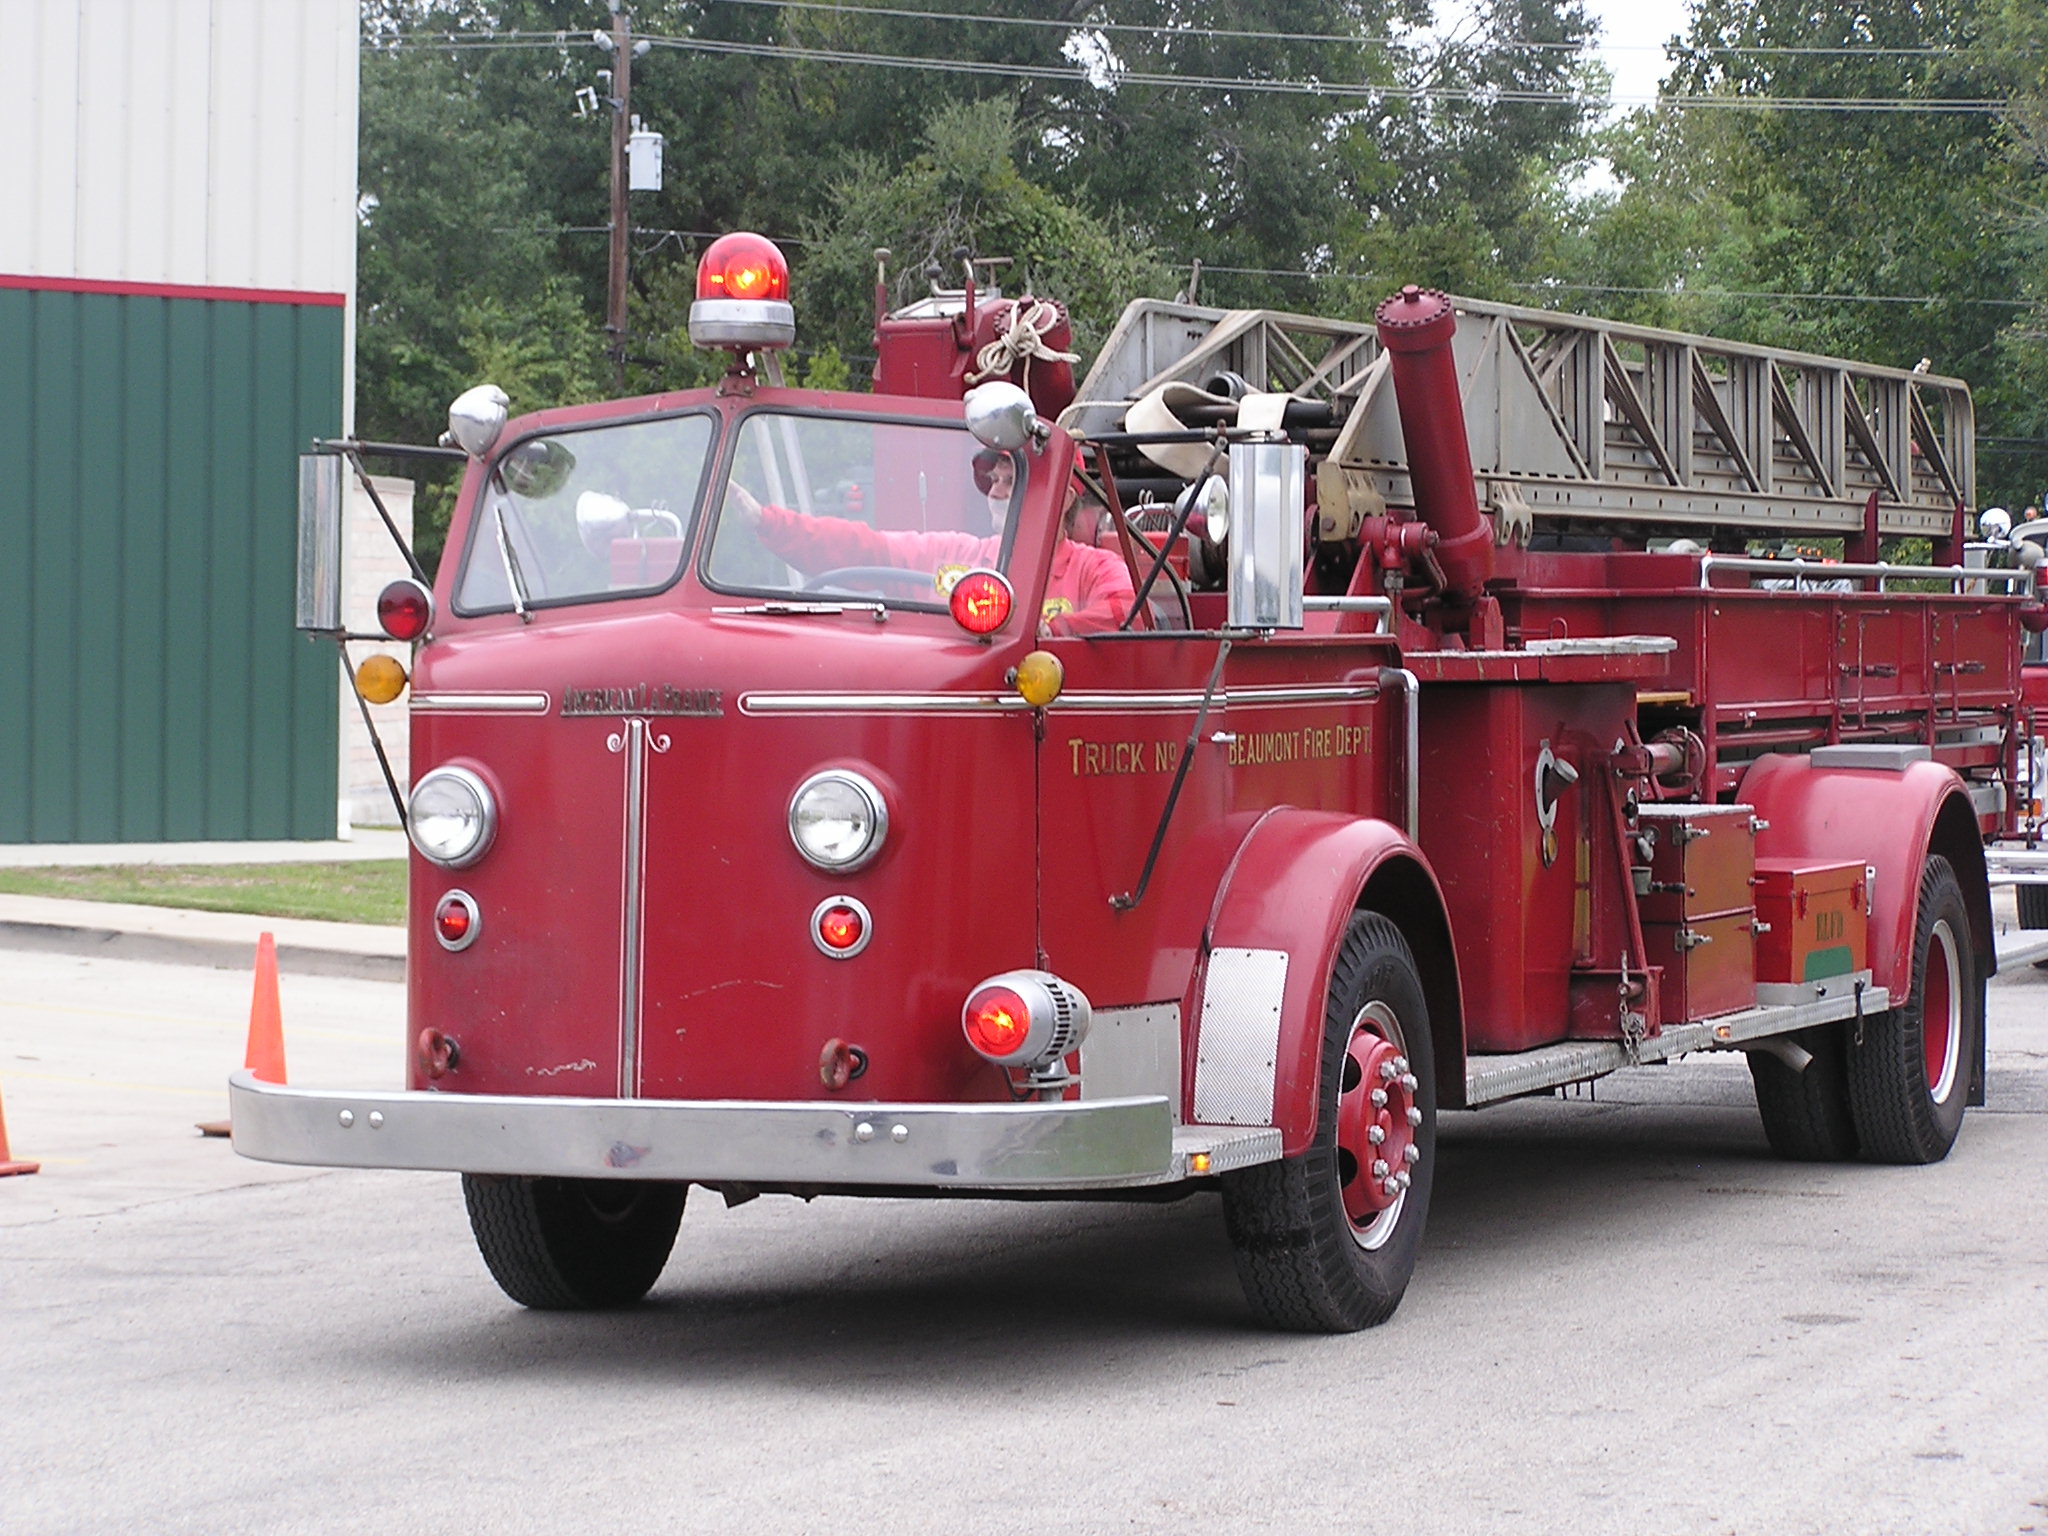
top-left (1463, 971), bottom-right (1889, 1107)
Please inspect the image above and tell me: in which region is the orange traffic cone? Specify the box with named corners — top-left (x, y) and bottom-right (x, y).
top-left (198, 932), bottom-right (287, 1137)
top-left (0, 1080), bottom-right (39, 1177)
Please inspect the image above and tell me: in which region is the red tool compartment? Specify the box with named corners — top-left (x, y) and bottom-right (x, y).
top-left (1754, 859), bottom-right (1870, 983)
top-left (1636, 804), bottom-right (1760, 1021)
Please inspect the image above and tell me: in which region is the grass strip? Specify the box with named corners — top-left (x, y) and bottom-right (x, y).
top-left (0, 862), bottom-right (407, 926)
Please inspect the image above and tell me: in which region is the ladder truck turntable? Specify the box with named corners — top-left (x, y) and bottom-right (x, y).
top-left (250, 234), bottom-right (2035, 1332)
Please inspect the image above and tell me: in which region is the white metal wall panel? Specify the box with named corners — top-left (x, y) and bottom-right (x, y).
top-left (0, 0), bottom-right (357, 297)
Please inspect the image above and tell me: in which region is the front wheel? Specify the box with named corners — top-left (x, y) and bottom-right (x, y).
top-left (1846, 855), bottom-right (1982, 1164)
top-left (1220, 913), bottom-right (1435, 1332)
top-left (463, 1175), bottom-right (686, 1309)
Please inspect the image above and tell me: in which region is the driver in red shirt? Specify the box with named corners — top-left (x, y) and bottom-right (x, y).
top-left (729, 454), bottom-right (1135, 637)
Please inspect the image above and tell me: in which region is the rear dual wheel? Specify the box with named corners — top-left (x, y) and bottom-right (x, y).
top-left (463, 1174), bottom-right (686, 1309)
top-left (1845, 855), bottom-right (1980, 1164)
top-left (1221, 914), bottom-right (1435, 1332)
top-left (2017, 883), bottom-right (2048, 930)
top-left (1749, 855), bottom-right (1981, 1166)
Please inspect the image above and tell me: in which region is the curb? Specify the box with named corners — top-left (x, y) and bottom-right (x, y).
top-left (0, 917), bottom-right (405, 982)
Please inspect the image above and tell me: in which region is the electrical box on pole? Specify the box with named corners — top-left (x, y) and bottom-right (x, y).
top-left (628, 116), bottom-right (663, 192)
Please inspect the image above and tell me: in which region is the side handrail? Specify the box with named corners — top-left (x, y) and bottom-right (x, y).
top-left (1698, 556), bottom-right (2031, 593)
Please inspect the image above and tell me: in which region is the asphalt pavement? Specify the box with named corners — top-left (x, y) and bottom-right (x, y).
top-left (3, 843), bottom-right (2047, 1532)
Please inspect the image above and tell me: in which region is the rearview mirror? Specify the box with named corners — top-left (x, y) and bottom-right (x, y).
top-left (295, 452), bottom-right (345, 633)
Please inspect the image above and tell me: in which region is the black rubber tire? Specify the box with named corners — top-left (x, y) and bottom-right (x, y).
top-left (1846, 856), bottom-right (1981, 1165)
top-left (462, 1174), bottom-right (686, 1309)
top-left (1748, 1023), bottom-right (1859, 1161)
top-left (2018, 883), bottom-right (2048, 929)
top-left (1220, 913), bottom-right (1435, 1333)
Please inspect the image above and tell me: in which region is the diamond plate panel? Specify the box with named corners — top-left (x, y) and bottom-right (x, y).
top-left (1193, 948), bottom-right (1288, 1125)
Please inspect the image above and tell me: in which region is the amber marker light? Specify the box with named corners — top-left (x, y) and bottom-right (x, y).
top-left (1190, 1152), bottom-right (1213, 1175)
top-left (355, 653), bottom-right (408, 705)
top-left (1014, 649), bottom-right (1063, 707)
top-left (949, 569), bottom-right (1013, 635)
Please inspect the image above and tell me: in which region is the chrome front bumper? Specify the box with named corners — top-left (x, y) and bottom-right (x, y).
top-left (226, 1072), bottom-right (1277, 1191)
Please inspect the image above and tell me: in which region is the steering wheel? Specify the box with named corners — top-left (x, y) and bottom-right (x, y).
top-left (800, 566), bottom-right (940, 597)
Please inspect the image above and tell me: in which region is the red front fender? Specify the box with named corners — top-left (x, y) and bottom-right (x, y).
top-left (1738, 754), bottom-right (1994, 996)
top-left (1191, 810), bottom-right (1462, 1155)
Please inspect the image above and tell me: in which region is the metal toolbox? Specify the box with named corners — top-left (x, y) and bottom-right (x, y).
top-left (1643, 907), bottom-right (1758, 1021)
top-left (1636, 804), bottom-right (1760, 1020)
top-left (1635, 803), bottom-right (1761, 923)
top-left (1754, 859), bottom-right (1870, 983)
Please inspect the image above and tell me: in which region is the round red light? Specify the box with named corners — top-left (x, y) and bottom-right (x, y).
top-left (964, 986), bottom-right (1031, 1058)
top-left (817, 903), bottom-right (865, 951)
top-left (949, 569), bottom-right (1013, 635)
top-left (434, 893), bottom-right (476, 948)
top-left (696, 232), bottom-right (790, 304)
top-left (377, 578), bottom-right (432, 642)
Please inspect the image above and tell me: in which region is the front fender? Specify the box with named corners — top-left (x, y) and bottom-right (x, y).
top-left (1738, 754), bottom-right (1993, 996)
top-left (1190, 809), bottom-right (1460, 1156)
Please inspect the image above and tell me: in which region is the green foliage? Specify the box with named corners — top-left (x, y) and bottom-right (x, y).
top-left (1576, 0), bottom-right (2044, 504)
top-left (795, 97), bottom-right (1177, 371)
top-left (0, 863), bottom-right (408, 926)
top-left (352, 0), bottom-right (2046, 513)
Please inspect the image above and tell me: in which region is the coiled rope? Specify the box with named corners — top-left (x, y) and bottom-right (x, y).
top-left (965, 298), bottom-right (1079, 389)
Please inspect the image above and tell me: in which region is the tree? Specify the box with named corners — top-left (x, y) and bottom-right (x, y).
top-left (1570, 0), bottom-right (2047, 507)
top-left (795, 97), bottom-right (1177, 372)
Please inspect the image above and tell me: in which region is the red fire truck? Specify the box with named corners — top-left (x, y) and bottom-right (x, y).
top-left (248, 233), bottom-right (2036, 1332)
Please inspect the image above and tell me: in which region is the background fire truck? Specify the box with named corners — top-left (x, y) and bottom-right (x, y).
top-left (249, 233), bottom-right (2035, 1332)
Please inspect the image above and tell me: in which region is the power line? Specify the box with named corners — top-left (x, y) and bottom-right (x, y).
top-left (370, 27), bottom-right (2010, 113)
top-left (651, 34), bottom-right (2006, 112)
top-left (706, 0), bottom-right (2026, 62)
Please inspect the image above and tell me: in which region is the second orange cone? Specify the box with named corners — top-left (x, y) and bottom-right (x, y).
top-left (198, 932), bottom-right (286, 1137)
top-left (244, 931), bottom-right (288, 1085)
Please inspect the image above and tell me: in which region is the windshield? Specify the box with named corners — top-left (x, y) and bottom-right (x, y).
top-left (454, 412), bottom-right (715, 615)
top-left (704, 412), bottom-right (1023, 607)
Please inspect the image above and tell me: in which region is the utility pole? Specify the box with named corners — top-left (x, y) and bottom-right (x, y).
top-left (599, 2), bottom-right (636, 391)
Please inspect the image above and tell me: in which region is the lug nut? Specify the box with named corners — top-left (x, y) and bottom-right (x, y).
top-left (1381, 1177), bottom-right (1400, 1196)
top-left (1379, 1061), bottom-right (1398, 1082)
top-left (1406, 1106), bottom-right (1423, 1127)
top-left (1371, 1158), bottom-right (1390, 1179)
top-left (1400, 1072), bottom-right (1419, 1092)
top-left (1392, 1055), bottom-right (1409, 1074)
top-left (1368, 1125), bottom-right (1387, 1146)
top-left (1395, 1170), bottom-right (1411, 1190)
top-left (1402, 1144), bottom-right (1420, 1166)
top-left (1370, 1088), bottom-right (1389, 1108)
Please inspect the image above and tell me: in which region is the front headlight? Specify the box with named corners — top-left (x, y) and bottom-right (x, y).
top-left (788, 770), bottom-right (888, 872)
top-left (409, 766), bottom-right (497, 869)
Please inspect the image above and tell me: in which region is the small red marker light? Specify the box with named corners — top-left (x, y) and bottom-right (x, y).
top-left (696, 232), bottom-right (790, 303)
top-left (818, 903), bottom-right (864, 951)
top-left (433, 891), bottom-right (480, 951)
top-left (964, 985), bottom-right (1031, 1058)
top-left (949, 569), bottom-right (1013, 635)
top-left (377, 578), bottom-right (433, 641)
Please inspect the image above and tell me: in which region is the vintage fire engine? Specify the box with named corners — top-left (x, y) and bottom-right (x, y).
top-left (247, 233), bottom-right (2034, 1332)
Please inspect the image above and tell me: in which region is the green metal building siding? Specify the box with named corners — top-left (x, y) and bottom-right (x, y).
top-left (0, 284), bottom-right (344, 842)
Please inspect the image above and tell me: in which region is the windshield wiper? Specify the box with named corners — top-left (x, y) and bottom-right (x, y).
top-left (713, 601), bottom-right (889, 621)
top-left (492, 501), bottom-right (534, 624)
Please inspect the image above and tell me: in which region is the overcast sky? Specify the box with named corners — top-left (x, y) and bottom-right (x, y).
top-left (1584, 0), bottom-right (1695, 110)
